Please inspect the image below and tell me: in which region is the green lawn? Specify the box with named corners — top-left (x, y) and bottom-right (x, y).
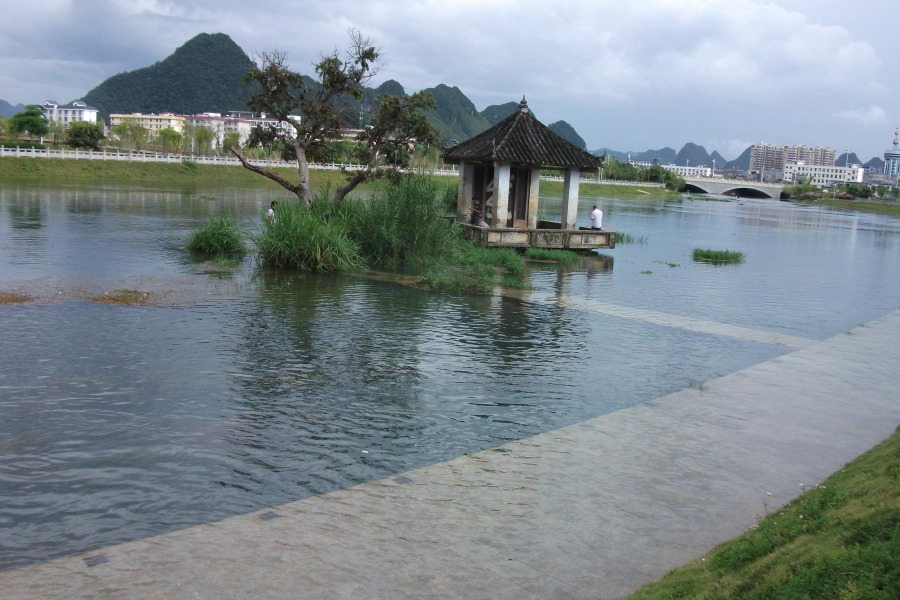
top-left (627, 426), bottom-right (900, 599)
top-left (819, 199), bottom-right (900, 217)
top-left (0, 157), bottom-right (457, 190)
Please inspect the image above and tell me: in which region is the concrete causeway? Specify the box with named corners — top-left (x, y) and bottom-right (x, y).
top-left (4, 309), bottom-right (900, 599)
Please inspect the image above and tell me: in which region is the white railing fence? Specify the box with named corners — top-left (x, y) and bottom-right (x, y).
top-left (0, 146), bottom-right (662, 185)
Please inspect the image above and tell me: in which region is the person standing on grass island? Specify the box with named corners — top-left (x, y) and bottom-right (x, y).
top-left (267, 201), bottom-right (278, 224)
top-left (590, 205), bottom-right (603, 230)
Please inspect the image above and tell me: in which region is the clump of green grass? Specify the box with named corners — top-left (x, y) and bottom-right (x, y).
top-left (420, 244), bottom-right (529, 294)
top-left (422, 264), bottom-right (495, 294)
top-left (499, 274), bottom-right (533, 290)
top-left (693, 248), bottom-right (745, 264)
top-left (524, 247), bottom-right (581, 264)
top-left (455, 246), bottom-right (524, 275)
top-left (627, 425), bottom-right (900, 600)
top-left (617, 232), bottom-right (648, 245)
top-left (90, 289), bottom-right (154, 305)
top-left (641, 270), bottom-right (653, 275)
top-left (252, 191), bottom-right (365, 272)
top-left (187, 215), bottom-right (246, 257)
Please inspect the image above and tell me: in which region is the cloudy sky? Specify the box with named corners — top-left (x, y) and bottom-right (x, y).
top-left (1, 0), bottom-right (896, 160)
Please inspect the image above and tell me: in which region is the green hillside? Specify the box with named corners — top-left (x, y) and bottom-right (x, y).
top-left (548, 120), bottom-right (586, 150)
top-left (73, 32), bottom-right (594, 149)
top-left (480, 102), bottom-right (520, 126)
top-left (81, 33), bottom-right (255, 119)
top-left (421, 84), bottom-right (492, 143)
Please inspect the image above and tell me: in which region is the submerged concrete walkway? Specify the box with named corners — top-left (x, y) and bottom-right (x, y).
top-left (4, 310), bottom-right (900, 599)
top-left (502, 288), bottom-right (815, 349)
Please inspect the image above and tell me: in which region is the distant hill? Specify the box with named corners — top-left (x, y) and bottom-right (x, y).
top-left (864, 157), bottom-right (884, 171)
top-left (81, 33), bottom-right (255, 119)
top-left (0, 99), bottom-right (25, 118)
top-left (674, 142), bottom-right (713, 167)
top-left (480, 102), bottom-right (520, 126)
top-left (727, 147), bottom-right (752, 171)
top-left (420, 84), bottom-right (492, 143)
top-left (590, 147), bottom-right (677, 164)
top-left (710, 151), bottom-right (729, 168)
top-left (836, 152), bottom-right (863, 167)
top-left (71, 32), bottom-right (598, 147)
top-left (547, 121), bottom-right (586, 150)
top-left (591, 144), bottom-right (755, 170)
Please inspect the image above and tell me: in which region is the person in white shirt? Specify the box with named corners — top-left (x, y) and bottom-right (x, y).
top-left (267, 201), bottom-right (278, 224)
top-left (590, 205), bottom-right (603, 230)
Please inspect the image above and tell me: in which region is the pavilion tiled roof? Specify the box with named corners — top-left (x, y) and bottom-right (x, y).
top-left (442, 98), bottom-right (603, 169)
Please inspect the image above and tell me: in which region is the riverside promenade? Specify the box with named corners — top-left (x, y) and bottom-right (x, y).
top-left (3, 308), bottom-right (900, 599)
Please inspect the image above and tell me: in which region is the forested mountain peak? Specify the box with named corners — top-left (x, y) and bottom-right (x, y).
top-left (81, 33), bottom-right (255, 119)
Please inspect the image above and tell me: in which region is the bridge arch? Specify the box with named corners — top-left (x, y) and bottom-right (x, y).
top-left (723, 186), bottom-right (777, 199)
top-left (683, 183), bottom-right (711, 194)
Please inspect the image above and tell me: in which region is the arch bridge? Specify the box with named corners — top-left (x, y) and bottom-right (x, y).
top-left (683, 178), bottom-right (784, 199)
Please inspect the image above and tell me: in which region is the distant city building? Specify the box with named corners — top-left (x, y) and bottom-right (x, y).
top-left (40, 101), bottom-right (98, 127)
top-left (750, 142), bottom-right (836, 174)
top-left (883, 129), bottom-right (900, 183)
top-left (185, 114), bottom-right (253, 146)
top-left (628, 160), bottom-right (711, 178)
top-left (109, 113), bottom-right (187, 134)
top-left (784, 162), bottom-right (864, 187)
top-left (225, 110), bottom-right (299, 139)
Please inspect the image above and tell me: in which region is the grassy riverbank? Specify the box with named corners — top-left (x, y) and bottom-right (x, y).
top-left (541, 179), bottom-right (676, 196)
top-left (0, 158), bottom-right (672, 196)
top-left (0, 157), bottom-right (457, 190)
top-left (627, 426), bottom-right (900, 599)
top-left (819, 199), bottom-right (900, 217)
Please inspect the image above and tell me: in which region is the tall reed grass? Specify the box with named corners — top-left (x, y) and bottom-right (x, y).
top-left (253, 189), bottom-right (365, 272)
top-left (187, 215), bottom-right (246, 257)
top-left (357, 175), bottom-right (458, 265)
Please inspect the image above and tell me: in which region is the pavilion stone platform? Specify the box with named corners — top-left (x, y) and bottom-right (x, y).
top-left (444, 98), bottom-right (614, 251)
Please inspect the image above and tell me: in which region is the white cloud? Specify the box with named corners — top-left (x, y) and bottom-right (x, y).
top-left (836, 106), bottom-right (888, 126)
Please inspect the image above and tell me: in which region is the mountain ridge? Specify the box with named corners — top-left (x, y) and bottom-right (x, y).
top-left (0, 99), bottom-right (26, 118)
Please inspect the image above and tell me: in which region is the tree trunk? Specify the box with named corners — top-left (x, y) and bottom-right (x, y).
top-left (295, 148), bottom-right (313, 208)
top-left (334, 171), bottom-right (368, 207)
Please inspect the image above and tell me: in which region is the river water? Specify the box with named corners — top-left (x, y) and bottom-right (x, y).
top-left (1, 180), bottom-right (898, 570)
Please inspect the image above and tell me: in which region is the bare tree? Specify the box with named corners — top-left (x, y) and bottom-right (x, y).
top-left (230, 29), bottom-right (438, 208)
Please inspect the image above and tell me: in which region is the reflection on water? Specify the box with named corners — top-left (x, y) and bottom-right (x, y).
top-left (1, 180), bottom-right (899, 570)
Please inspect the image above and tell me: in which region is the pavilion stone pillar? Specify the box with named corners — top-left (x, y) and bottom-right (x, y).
top-left (526, 167), bottom-right (541, 229)
top-left (457, 160), bottom-right (474, 224)
top-left (492, 161), bottom-right (511, 228)
top-left (561, 167), bottom-right (581, 229)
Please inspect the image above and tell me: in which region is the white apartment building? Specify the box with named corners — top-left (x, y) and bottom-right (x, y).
top-left (660, 164), bottom-right (713, 178)
top-left (226, 111), bottom-right (298, 138)
top-left (185, 114), bottom-right (252, 146)
top-left (628, 161), bottom-right (712, 178)
top-left (784, 162), bottom-right (864, 187)
top-left (750, 143), bottom-right (836, 172)
top-left (40, 100), bottom-right (99, 127)
top-left (109, 113), bottom-right (186, 134)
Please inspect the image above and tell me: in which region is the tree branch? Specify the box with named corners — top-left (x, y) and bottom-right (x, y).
top-left (230, 146), bottom-right (301, 194)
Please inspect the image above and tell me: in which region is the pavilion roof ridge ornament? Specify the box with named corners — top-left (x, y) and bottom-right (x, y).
top-left (519, 96), bottom-right (529, 114)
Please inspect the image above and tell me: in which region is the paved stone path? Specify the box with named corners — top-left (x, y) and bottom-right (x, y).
top-left (4, 309), bottom-right (899, 600)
